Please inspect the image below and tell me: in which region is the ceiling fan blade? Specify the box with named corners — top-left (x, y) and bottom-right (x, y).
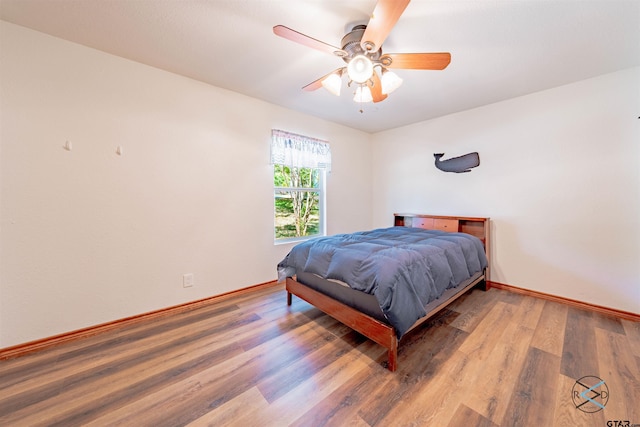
top-left (381, 53), bottom-right (451, 70)
top-left (302, 68), bottom-right (344, 91)
top-left (361, 0), bottom-right (410, 52)
top-left (368, 72), bottom-right (388, 103)
top-left (273, 25), bottom-right (342, 55)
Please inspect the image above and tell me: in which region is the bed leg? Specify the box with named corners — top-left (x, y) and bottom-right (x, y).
top-left (475, 270), bottom-right (489, 291)
top-left (287, 291), bottom-right (292, 306)
top-left (387, 337), bottom-right (398, 372)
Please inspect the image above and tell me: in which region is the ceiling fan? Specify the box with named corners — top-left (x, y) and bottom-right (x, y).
top-left (273, 0), bottom-right (451, 104)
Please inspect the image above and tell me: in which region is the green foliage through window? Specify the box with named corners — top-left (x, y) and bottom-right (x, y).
top-left (274, 164), bottom-right (322, 240)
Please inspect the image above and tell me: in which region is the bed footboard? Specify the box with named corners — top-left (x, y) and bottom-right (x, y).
top-left (286, 271), bottom-right (485, 372)
top-left (286, 277), bottom-right (399, 371)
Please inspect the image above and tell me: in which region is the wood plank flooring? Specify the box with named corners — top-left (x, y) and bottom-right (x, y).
top-left (1, 284), bottom-right (638, 426)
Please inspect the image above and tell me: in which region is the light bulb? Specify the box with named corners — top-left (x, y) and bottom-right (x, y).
top-left (381, 69), bottom-right (403, 94)
top-left (353, 85), bottom-right (373, 103)
top-left (321, 73), bottom-right (342, 96)
top-left (347, 55), bottom-right (374, 84)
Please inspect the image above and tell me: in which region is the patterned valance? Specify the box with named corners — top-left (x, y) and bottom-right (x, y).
top-left (270, 129), bottom-right (331, 171)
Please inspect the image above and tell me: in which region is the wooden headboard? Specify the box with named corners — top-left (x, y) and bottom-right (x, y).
top-left (394, 213), bottom-right (490, 278)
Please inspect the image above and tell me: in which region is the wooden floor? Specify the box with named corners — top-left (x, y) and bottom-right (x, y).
top-left (1, 284), bottom-right (639, 426)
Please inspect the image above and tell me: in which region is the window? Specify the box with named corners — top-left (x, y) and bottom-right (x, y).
top-left (273, 165), bottom-right (323, 241)
top-left (271, 129), bottom-right (331, 243)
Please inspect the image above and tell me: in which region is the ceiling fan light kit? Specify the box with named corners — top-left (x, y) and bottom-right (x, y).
top-left (273, 0), bottom-right (450, 106)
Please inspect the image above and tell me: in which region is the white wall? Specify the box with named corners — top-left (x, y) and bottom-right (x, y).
top-left (372, 67), bottom-right (640, 314)
top-left (0, 22), bottom-right (373, 348)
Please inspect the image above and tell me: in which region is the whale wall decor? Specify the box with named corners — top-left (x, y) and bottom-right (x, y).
top-left (434, 152), bottom-right (480, 173)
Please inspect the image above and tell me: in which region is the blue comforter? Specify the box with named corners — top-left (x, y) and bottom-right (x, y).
top-left (277, 226), bottom-right (488, 338)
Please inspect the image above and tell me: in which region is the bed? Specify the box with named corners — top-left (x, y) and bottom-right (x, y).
top-left (278, 214), bottom-right (490, 371)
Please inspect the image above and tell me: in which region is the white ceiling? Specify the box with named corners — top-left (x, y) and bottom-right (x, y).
top-left (2, 0), bottom-right (639, 133)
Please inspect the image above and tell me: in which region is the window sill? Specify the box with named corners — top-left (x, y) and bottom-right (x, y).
top-left (274, 235), bottom-right (323, 246)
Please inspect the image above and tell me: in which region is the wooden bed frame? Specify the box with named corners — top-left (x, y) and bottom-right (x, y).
top-left (286, 214), bottom-right (490, 372)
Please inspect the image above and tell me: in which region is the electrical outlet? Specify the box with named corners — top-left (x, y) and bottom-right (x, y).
top-left (183, 273), bottom-right (194, 288)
